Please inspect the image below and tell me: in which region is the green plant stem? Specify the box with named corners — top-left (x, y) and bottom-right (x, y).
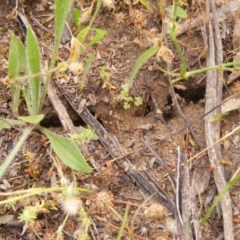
top-left (57, 214), bottom-right (69, 239)
top-left (79, 53), bottom-right (95, 90)
top-left (5, 65), bottom-right (60, 84)
top-left (0, 127), bottom-right (33, 180)
top-left (0, 187), bottom-right (88, 205)
top-left (170, 0), bottom-right (187, 77)
top-left (201, 172), bottom-right (240, 225)
top-left (89, 0), bottom-right (102, 29)
top-left (171, 61), bottom-right (240, 83)
top-left (116, 205), bottom-right (130, 240)
top-left (76, 0), bottom-right (102, 49)
top-left (39, 43), bottom-right (61, 112)
top-left (39, 0), bottom-right (74, 111)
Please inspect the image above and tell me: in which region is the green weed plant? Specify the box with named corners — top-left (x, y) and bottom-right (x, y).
top-left (0, 0), bottom-right (107, 235)
top-left (0, 0), bottom-right (107, 179)
top-left (118, 46), bottom-right (159, 109)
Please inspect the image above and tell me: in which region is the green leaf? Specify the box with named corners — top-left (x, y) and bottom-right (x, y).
top-left (128, 46), bottom-right (159, 86)
top-left (77, 26), bottom-right (91, 44)
top-left (0, 127), bottom-right (32, 180)
top-left (26, 27), bottom-right (41, 115)
top-left (79, 53), bottom-right (95, 90)
top-left (87, 28), bottom-right (107, 46)
top-left (18, 114), bottom-right (44, 124)
top-left (42, 128), bottom-right (92, 173)
top-left (73, 8), bottom-right (81, 28)
top-left (0, 118), bottom-right (26, 131)
top-left (123, 102), bottom-right (131, 109)
top-left (134, 97), bottom-right (143, 106)
top-left (8, 32), bottom-right (26, 79)
top-left (166, 5), bottom-right (188, 19)
top-left (40, 0), bottom-right (74, 111)
top-left (139, 0), bottom-right (151, 10)
top-left (210, 112), bottom-right (228, 123)
top-left (55, 0), bottom-right (74, 46)
top-left (8, 32), bottom-right (26, 116)
top-left (79, 127), bottom-right (98, 142)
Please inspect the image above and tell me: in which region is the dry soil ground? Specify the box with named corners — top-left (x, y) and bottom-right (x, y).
top-left (1, 0), bottom-right (240, 239)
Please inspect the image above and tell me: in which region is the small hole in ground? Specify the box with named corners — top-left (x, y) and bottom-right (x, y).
top-left (174, 85), bottom-right (205, 103)
top-left (40, 115), bottom-right (86, 128)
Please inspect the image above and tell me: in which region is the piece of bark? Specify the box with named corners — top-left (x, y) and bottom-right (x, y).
top-left (46, 83), bottom-right (75, 131)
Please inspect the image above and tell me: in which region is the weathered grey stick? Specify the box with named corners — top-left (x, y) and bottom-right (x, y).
top-left (204, 1), bottom-right (233, 239)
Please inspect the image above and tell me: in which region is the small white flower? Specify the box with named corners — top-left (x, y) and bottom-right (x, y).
top-left (61, 197), bottom-right (82, 215)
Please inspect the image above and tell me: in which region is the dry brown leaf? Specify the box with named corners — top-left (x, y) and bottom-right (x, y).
top-left (221, 97), bottom-right (240, 113)
top-left (156, 45), bottom-right (174, 64)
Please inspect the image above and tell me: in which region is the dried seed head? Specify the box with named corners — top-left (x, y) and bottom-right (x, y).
top-left (139, 226), bottom-right (148, 236)
top-left (144, 203), bottom-right (167, 223)
top-left (80, 4), bottom-right (93, 25)
top-left (68, 38), bottom-right (83, 63)
top-left (102, 0), bottom-right (115, 10)
top-left (60, 185), bottom-right (82, 215)
top-left (124, 0), bottom-right (139, 5)
top-left (156, 45), bottom-right (174, 64)
top-left (68, 62), bottom-right (84, 75)
top-left (115, 13), bottom-right (127, 24)
top-left (129, 8), bottom-right (146, 30)
top-left (95, 191), bottom-right (114, 212)
top-left (61, 197), bottom-right (83, 215)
